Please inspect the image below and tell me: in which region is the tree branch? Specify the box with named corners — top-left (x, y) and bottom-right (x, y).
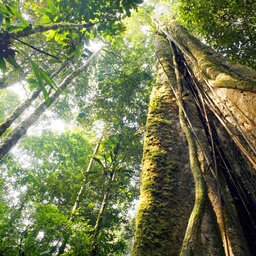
top-left (11, 36), bottom-right (60, 60)
top-left (9, 22), bottom-right (95, 39)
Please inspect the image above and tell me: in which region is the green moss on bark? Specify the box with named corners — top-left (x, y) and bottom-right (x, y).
top-left (132, 35), bottom-right (193, 256)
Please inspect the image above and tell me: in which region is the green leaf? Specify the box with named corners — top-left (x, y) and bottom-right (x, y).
top-left (0, 56), bottom-right (7, 71)
top-left (5, 5), bottom-right (14, 16)
top-left (0, 4), bottom-right (9, 16)
top-left (37, 0), bottom-right (58, 23)
top-left (45, 0), bottom-right (58, 14)
top-left (45, 30), bottom-right (56, 41)
top-left (92, 156), bottom-right (105, 167)
top-left (8, 5), bottom-right (29, 28)
top-left (39, 67), bottom-right (58, 91)
top-left (5, 56), bottom-right (20, 70)
top-left (55, 31), bottom-right (69, 46)
top-left (29, 60), bottom-right (50, 104)
top-left (39, 14), bottom-right (52, 24)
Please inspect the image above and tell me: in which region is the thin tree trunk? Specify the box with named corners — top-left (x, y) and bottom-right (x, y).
top-left (90, 171), bottom-right (115, 256)
top-left (0, 59), bottom-right (70, 137)
top-left (90, 138), bottom-right (121, 256)
top-left (0, 48), bottom-right (102, 161)
top-left (57, 137), bottom-right (102, 256)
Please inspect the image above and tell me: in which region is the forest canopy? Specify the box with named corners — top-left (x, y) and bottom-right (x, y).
top-left (0, 0), bottom-right (255, 255)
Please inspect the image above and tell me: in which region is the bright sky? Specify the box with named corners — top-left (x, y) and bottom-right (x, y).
top-left (4, 38), bottom-right (105, 136)
top-left (88, 40), bottom-right (105, 52)
top-left (7, 82), bottom-right (69, 135)
top-left (8, 81), bottom-right (29, 100)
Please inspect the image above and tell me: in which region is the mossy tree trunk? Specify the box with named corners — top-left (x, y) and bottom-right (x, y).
top-left (131, 35), bottom-right (194, 256)
top-left (132, 25), bottom-right (256, 256)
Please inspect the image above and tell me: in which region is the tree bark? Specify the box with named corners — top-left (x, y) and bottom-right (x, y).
top-left (0, 48), bottom-right (102, 161)
top-left (171, 41), bottom-right (251, 256)
top-left (132, 25), bottom-right (256, 255)
top-left (161, 25), bottom-right (256, 92)
top-left (171, 43), bottom-right (207, 256)
top-left (162, 24), bottom-right (256, 170)
top-left (132, 35), bottom-right (194, 256)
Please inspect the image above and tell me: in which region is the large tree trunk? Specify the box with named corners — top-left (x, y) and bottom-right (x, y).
top-left (132, 35), bottom-right (195, 256)
top-left (132, 25), bottom-right (256, 256)
top-left (162, 24), bottom-right (256, 169)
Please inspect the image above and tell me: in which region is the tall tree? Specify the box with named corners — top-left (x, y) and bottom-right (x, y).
top-left (132, 23), bottom-right (256, 255)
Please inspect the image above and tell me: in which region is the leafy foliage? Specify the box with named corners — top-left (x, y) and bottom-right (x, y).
top-left (0, 3), bottom-right (156, 253)
top-left (0, 120), bottom-right (143, 255)
top-left (0, 0), bottom-right (143, 71)
top-left (29, 59), bottom-right (58, 103)
top-left (79, 37), bottom-right (154, 130)
top-left (178, 0), bottom-right (256, 68)
top-left (0, 0), bottom-right (144, 103)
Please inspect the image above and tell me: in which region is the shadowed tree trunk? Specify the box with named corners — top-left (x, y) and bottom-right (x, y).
top-left (132, 24), bottom-right (256, 256)
top-left (0, 48), bottom-right (102, 161)
top-left (171, 42), bottom-right (207, 256)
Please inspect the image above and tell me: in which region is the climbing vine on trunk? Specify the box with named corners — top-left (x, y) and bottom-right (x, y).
top-left (132, 24), bottom-right (256, 256)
